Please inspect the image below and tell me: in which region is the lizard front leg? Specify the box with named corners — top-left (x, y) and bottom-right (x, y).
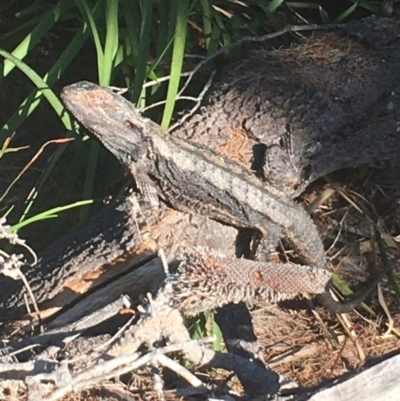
top-left (129, 159), bottom-right (160, 211)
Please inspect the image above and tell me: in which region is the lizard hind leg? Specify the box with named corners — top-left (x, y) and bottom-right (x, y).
top-left (250, 225), bottom-right (283, 262)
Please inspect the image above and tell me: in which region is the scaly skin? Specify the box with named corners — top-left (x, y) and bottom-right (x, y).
top-left (61, 81), bottom-right (394, 313)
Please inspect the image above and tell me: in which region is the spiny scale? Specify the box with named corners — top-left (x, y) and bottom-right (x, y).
top-left (174, 248), bottom-right (331, 316)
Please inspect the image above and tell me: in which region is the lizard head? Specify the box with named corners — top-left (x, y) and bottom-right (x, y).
top-left (61, 81), bottom-right (145, 166)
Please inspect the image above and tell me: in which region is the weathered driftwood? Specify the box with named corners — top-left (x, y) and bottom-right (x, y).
top-left (1, 286), bottom-right (399, 401)
top-left (0, 203), bottom-right (240, 324)
top-left (0, 277), bottom-right (280, 399)
top-left (305, 352), bottom-right (400, 401)
top-left (0, 195), bottom-right (142, 322)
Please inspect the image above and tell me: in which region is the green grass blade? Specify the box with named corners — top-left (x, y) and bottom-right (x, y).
top-left (154, 0), bottom-right (170, 57)
top-left (211, 7), bottom-right (231, 47)
top-left (1, 0), bottom-right (72, 78)
top-left (64, 1), bottom-right (123, 221)
top-left (20, 141), bottom-right (71, 222)
top-left (0, 26), bottom-right (89, 231)
top-left (74, 0), bottom-right (105, 63)
top-left (131, 0), bottom-right (154, 102)
top-left (77, 0), bottom-right (120, 219)
top-left (121, 0), bottom-right (140, 59)
top-left (100, 0), bottom-right (119, 84)
top-left (161, 0), bottom-right (189, 129)
top-left (0, 14), bottom-right (49, 48)
top-left (0, 26), bottom-right (89, 141)
top-left (211, 313), bottom-right (222, 351)
top-left (119, 0), bottom-right (141, 88)
top-left (11, 200), bottom-right (94, 232)
top-left (0, 49), bottom-right (69, 128)
top-left (0, 24), bottom-right (89, 224)
top-left (267, 0), bottom-right (286, 13)
top-left (166, 0), bottom-right (178, 46)
top-left (200, 0), bottom-right (212, 50)
top-left (335, 2), bottom-right (360, 22)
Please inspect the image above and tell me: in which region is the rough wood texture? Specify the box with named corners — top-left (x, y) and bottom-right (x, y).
top-left (0, 205), bottom-right (238, 324)
top-left (306, 353), bottom-right (400, 401)
top-left (0, 196), bottom-right (142, 322)
top-left (172, 15), bottom-right (400, 195)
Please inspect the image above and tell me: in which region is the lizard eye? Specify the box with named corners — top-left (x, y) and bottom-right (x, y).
top-left (126, 153), bottom-right (133, 163)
